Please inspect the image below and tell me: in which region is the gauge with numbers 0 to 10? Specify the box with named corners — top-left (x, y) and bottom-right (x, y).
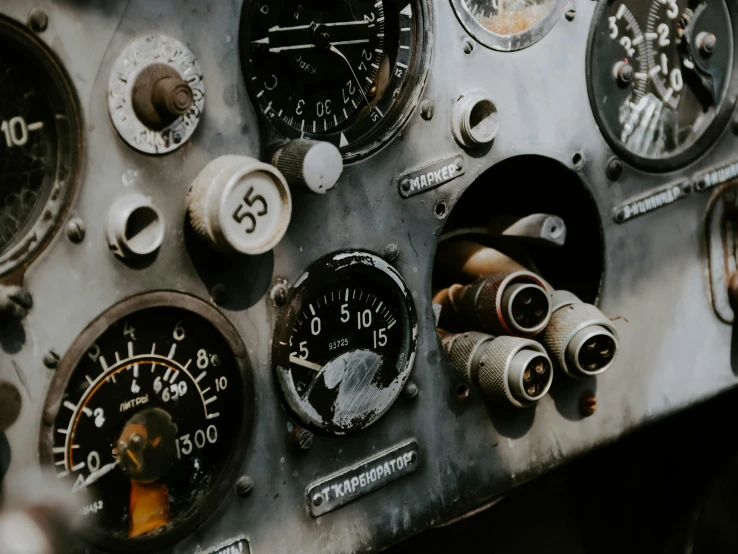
top-left (272, 251), bottom-right (418, 435)
top-left (240, 0), bottom-right (431, 161)
top-left (40, 292), bottom-right (254, 553)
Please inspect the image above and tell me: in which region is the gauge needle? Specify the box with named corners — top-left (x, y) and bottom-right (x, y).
top-left (289, 354), bottom-right (324, 372)
top-left (330, 45), bottom-right (372, 109)
top-left (73, 460), bottom-right (120, 493)
top-left (127, 449), bottom-right (141, 470)
top-left (255, 21), bottom-right (370, 53)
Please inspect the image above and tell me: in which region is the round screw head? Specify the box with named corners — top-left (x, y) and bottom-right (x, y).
top-left (235, 476), bottom-right (254, 497)
top-left (402, 381), bottom-right (419, 400)
top-left (579, 392), bottom-right (597, 417)
top-left (312, 493), bottom-right (323, 506)
top-left (43, 350), bottom-right (60, 369)
top-left (616, 63), bottom-right (634, 87)
top-left (383, 243), bottom-right (400, 262)
top-left (606, 157), bottom-right (624, 181)
top-left (565, 2), bottom-right (576, 20)
top-left (462, 38), bottom-right (474, 54)
top-left (271, 283), bottom-right (288, 307)
top-left (698, 32), bottom-right (716, 57)
top-left (27, 8), bottom-right (48, 32)
top-left (419, 100), bottom-right (434, 121)
top-left (289, 427), bottom-right (314, 450)
top-left (66, 217), bottom-right (86, 244)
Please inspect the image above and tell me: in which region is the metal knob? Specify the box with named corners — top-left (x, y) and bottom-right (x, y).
top-left (132, 63), bottom-right (194, 130)
top-left (272, 139), bottom-right (343, 194)
top-left (187, 155), bottom-right (292, 255)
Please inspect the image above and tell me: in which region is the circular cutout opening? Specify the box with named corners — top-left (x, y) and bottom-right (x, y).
top-left (572, 152), bottom-right (583, 168)
top-left (124, 205), bottom-right (163, 255)
top-left (434, 201), bottom-right (448, 219)
top-left (456, 383), bottom-right (470, 399)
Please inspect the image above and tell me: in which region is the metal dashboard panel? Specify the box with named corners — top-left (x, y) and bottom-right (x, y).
top-left (0, 0), bottom-right (736, 552)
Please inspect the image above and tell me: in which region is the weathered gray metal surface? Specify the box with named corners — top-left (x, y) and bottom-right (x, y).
top-left (1, 0), bottom-right (737, 552)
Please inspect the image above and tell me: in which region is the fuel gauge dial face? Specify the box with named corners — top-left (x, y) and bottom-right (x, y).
top-left (273, 252), bottom-right (417, 435)
top-left (41, 293), bottom-right (253, 552)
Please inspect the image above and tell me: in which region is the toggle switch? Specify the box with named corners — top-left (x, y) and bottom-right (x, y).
top-left (187, 155), bottom-right (292, 255)
top-left (272, 139), bottom-right (343, 194)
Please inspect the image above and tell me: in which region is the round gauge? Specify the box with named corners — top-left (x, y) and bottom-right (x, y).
top-left (273, 252), bottom-right (417, 435)
top-left (0, 16), bottom-right (81, 276)
top-left (40, 292), bottom-right (254, 552)
top-left (450, 0), bottom-right (567, 51)
top-left (587, 0), bottom-right (736, 171)
top-left (239, 0), bottom-right (431, 161)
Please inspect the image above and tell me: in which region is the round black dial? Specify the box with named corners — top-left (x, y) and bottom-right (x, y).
top-left (587, 0), bottom-right (735, 170)
top-left (240, 0), bottom-right (427, 160)
top-left (273, 252), bottom-right (417, 435)
top-left (0, 17), bottom-right (80, 274)
top-left (43, 295), bottom-right (252, 551)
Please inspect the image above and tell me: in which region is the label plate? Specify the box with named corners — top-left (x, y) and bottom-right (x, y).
top-left (199, 537), bottom-right (251, 554)
top-left (398, 157), bottom-right (465, 198)
top-left (307, 440), bottom-right (419, 517)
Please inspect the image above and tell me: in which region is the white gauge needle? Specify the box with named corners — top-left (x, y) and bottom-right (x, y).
top-left (72, 460), bottom-right (120, 493)
top-left (289, 355), bottom-right (324, 372)
top-left (330, 45), bottom-right (372, 108)
top-left (255, 21), bottom-right (371, 53)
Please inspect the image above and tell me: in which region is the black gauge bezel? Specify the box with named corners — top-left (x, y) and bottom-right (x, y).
top-left (586, 0), bottom-right (738, 173)
top-left (238, 0), bottom-right (433, 163)
top-left (450, 0), bottom-right (567, 52)
top-left (0, 16), bottom-right (83, 278)
top-left (272, 251), bottom-right (418, 436)
top-left (39, 291), bottom-right (255, 554)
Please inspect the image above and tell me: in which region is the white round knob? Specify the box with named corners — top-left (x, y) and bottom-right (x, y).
top-left (272, 139), bottom-right (343, 194)
top-left (187, 155), bottom-right (292, 255)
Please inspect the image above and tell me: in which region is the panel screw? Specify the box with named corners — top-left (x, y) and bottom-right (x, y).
top-left (419, 100), bottom-right (434, 121)
top-left (43, 350), bottom-right (60, 369)
top-left (579, 392), bottom-right (597, 417)
top-left (271, 282), bottom-right (288, 307)
top-left (312, 493), bottom-right (323, 506)
top-left (606, 157), bottom-right (623, 181)
top-left (210, 284), bottom-right (228, 306)
top-left (235, 476), bottom-right (253, 497)
top-left (27, 8), bottom-right (48, 33)
top-left (455, 156), bottom-right (464, 171)
top-left (66, 217), bottom-right (86, 244)
top-left (614, 209), bottom-right (626, 223)
top-left (615, 63), bottom-right (634, 87)
top-left (290, 427), bottom-right (314, 450)
top-left (682, 181), bottom-right (693, 194)
top-left (462, 38), bottom-right (474, 54)
top-left (383, 243), bottom-right (400, 263)
top-left (402, 381), bottom-right (419, 400)
top-left (565, 2), bottom-right (576, 21)
top-left (698, 32), bottom-right (716, 57)
top-left (400, 179), bottom-right (411, 193)
top-left (695, 177), bottom-right (709, 191)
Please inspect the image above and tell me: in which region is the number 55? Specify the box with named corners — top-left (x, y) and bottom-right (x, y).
top-left (232, 186), bottom-right (268, 234)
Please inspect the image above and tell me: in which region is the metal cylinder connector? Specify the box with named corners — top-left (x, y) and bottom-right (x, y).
top-left (451, 92), bottom-right (500, 148)
top-left (442, 331), bottom-right (553, 408)
top-left (540, 290), bottom-right (619, 378)
top-left (449, 271), bottom-right (552, 337)
top-left (106, 194), bottom-right (164, 259)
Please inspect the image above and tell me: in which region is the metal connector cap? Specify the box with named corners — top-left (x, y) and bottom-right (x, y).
top-left (541, 291), bottom-right (619, 378)
top-left (451, 91), bottom-right (500, 148)
top-left (106, 194), bottom-right (164, 259)
top-left (441, 331), bottom-right (553, 408)
top-left (450, 271), bottom-right (552, 337)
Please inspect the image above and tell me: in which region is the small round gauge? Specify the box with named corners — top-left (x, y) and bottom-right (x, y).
top-left (273, 252), bottom-right (417, 435)
top-left (0, 16), bottom-right (81, 276)
top-left (239, 0), bottom-right (431, 161)
top-left (451, 0), bottom-right (567, 51)
top-left (587, 0), bottom-right (736, 170)
top-left (40, 292), bottom-right (254, 552)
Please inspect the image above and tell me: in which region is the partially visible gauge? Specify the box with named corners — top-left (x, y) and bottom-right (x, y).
top-left (450, 0), bottom-right (567, 51)
top-left (587, 0), bottom-right (735, 171)
top-left (240, 0), bottom-right (431, 161)
top-left (40, 292), bottom-right (254, 552)
top-left (0, 16), bottom-right (81, 277)
top-left (273, 252), bottom-right (417, 435)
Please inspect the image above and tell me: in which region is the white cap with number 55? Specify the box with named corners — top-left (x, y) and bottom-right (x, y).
top-left (188, 155), bottom-right (292, 255)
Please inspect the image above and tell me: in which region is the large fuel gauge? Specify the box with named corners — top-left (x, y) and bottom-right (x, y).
top-left (40, 292), bottom-right (254, 552)
top-left (273, 252), bottom-right (418, 435)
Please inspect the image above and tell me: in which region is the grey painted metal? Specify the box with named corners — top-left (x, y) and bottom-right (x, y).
top-left (0, 1), bottom-right (737, 553)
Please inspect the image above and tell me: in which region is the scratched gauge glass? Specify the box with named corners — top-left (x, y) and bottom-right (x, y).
top-left (273, 252), bottom-right (417, 435)
top-left (450, 0), bottom-right (567, 51)
top-left (240, 0), bottom-right (428, 159)
top-left (587, 0), bottom-right (734, 169)
top-left (47, 305), bottom-right (245, 547)
top-left (0, 17), bottom-right (80, 274)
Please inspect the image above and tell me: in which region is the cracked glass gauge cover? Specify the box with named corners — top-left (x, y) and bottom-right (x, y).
top-left (239, 0), bottom-right (431, 161)
top-left (0, 16), bottom-right (81, 277)
top-left (272, 252), bottom-right (418, 435)
top-left (39, 292), bottom-right (254, 553)
top-left (587, 0), bottom-right (736, 171)
top-left (450, 0), bottom-right (567, 51)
